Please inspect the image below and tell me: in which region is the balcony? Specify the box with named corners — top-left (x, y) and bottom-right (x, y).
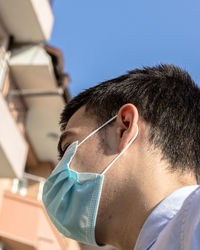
top-left (0, 0), bottom-right (54, 43)
top-left (0, 92), bottom-right (28, 179)
top-left (0, 183), bottom-right (66, 250)
top-left (0, 47), bottom-right (9, 91)
top-left (0, 18), bottom-right (9, 49)
top-left (9, 45), bottom-right (66, 165)
top-left (0, 174), bottom-right (116, 250)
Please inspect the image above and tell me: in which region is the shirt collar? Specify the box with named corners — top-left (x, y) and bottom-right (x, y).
top-left (134, 185), bottom-right (199, 250)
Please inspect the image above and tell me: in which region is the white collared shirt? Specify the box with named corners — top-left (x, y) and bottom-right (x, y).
top-left (135, 185), bottom-right (200, 250)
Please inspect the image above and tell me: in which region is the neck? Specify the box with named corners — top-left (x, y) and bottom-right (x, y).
top-left (105, 167), bottom-right (197, 250)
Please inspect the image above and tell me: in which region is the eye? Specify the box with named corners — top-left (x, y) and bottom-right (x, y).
top-left (58, 144), bottom-right (70, 161)
top-left (63, 144), bottom-right (70, 153)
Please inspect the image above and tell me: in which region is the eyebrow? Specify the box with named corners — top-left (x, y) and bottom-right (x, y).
top-left (57, 130), bottom-right (76, 158)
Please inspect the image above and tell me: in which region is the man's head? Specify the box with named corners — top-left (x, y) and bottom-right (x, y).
top-left (57, 64), bottom-right (200, 247)
top-left (58, 64), bottom-right (200, 179)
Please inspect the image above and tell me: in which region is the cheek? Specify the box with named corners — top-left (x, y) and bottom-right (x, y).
top-left (69, 143), bottom-right (107, 173)
top-left (96, 170), bottom-right (122, 227)
top-left (99, 159), bottom-right (128, 204)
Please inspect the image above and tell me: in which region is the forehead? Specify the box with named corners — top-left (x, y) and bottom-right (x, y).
top-left (65, 105), bottom-right (97, 132)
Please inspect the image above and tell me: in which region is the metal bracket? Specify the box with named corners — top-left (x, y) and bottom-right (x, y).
top-left (9, 87), bottom-right (64, 97)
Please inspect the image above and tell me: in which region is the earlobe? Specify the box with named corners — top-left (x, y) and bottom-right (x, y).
top-left (117, 104), bottom-right (139, 152)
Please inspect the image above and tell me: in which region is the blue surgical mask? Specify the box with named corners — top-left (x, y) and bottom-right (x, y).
top-left (42, 115), bottom-right (139, 246)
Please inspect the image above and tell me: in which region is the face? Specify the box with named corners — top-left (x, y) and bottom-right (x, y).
top-left (58, 104), bottom-right (139, 244)
top-left (59, 105), bottom-right (119, 174)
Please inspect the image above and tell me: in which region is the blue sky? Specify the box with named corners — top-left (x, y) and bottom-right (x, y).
top-left (50, 0), bottom-right (200, 97)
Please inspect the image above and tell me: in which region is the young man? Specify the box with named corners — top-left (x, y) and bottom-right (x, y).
top-left (43, 64), bottom-right (200, 250)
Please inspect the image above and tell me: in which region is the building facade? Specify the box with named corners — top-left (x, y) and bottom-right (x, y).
top-left (0, 1), bottom-right (76, 249)
top-left (0, 1), bottom-right (117, 249)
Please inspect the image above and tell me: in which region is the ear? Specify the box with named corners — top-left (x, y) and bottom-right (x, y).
top-left (116, 104), bottom-right (139, 152)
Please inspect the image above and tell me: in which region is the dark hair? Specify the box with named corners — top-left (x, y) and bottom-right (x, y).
top-left (59, 64), bottom-right (200, 179)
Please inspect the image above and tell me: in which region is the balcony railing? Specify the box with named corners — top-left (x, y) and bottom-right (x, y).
top-left (11, 172), bottom-right (46, 200)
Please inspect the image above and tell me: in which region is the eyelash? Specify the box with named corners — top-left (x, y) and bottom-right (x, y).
top-left (58, 144), bottom-right (70, 160)
top-left (63, 144), bottom-right (70, 152)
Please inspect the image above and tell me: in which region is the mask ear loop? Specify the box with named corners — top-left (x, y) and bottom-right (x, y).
top-left (78, 115), bottom-right (118, 147)
top-left (101, 125), bottom-right (139, 175)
